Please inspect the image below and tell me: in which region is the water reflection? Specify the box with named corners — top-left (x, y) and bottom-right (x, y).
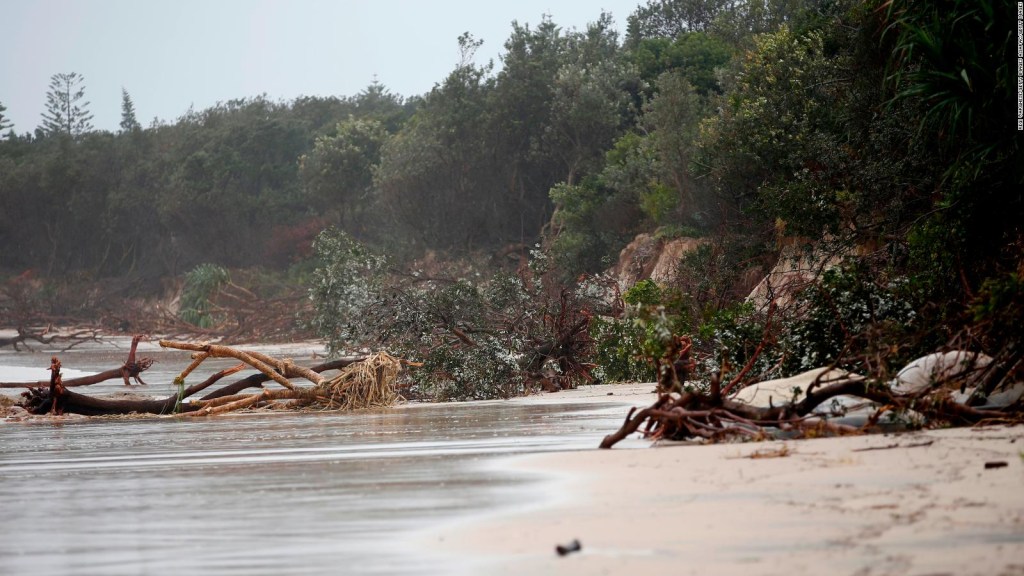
top-left (0, 401), bottom-right (635, 575)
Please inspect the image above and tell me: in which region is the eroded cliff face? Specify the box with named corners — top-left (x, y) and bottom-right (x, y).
top-left (608, 232), bottom-right (850, 310)
top-left (744, 243), bottom-right (844, 308)
top-left (609, 233), bottom-right (704, 289)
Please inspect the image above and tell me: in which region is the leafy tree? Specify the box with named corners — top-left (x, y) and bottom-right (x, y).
top-left (631, 32), bottom-right (733, 95)
top-left (545, 13), bottom-right (635, 186)
top-left (884, 0), bottom-right (1021, 299)
top-left (160, 96), bottom-right (310, 268)
top-left (119, 88), bottom-right (141, 133)
top-left (40, 72), bottom-right (94, 138)
top-left (709, 0), bottom-right (812, 46)
top-left (375, 34), bottom-right (498, 251)
top-left (626, 0), bottom-right (730, 42)
top-left (548, 178), bottom-right (639, 275)
top-left (299, 116), bottom-right (389, 228)
top-left (546, 128), bottom-right (673, 279)
top-left (487, 17), bottom-right (570, 236)
top-left (310, 228), bottom-right (597, 400)
top-left (349, 81), bottom-right (413, 132)
top-left (308, 228), bottom-right (387, 352)
top-left (642, 72), bottom-right (707, 223)
top-left (696, 26), bottom-right (847, 236)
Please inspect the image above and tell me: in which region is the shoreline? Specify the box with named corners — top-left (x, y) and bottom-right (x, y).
top-left (4, 342), bottom-right (1022, 575)
top-left (430, 424), bottom-right (1024, 576)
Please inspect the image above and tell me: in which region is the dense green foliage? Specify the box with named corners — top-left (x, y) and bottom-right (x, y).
top-left (308, 227), bottom-right (387, 354)
top-left (2, 0), bottom-right (1019, 396)
top-left (0, 92), bottom-right (399, 283)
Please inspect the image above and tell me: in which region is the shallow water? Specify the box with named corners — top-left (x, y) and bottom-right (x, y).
top-left (0, 341), bottom-right (639, 575)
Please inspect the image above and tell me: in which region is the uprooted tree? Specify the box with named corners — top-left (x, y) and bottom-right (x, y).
top-left (308, 228), bottom-right (603, 400)
top-left (4, 336), bottom-right (403, 417)
top-left (599, 299), bottom-right (1024, 448)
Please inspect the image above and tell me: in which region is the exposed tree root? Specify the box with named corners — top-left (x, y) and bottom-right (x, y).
top-left (600, 338), bottom-right (1023, 449)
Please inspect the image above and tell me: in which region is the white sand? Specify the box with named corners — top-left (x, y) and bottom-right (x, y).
top-left (433, 417), bottom-right (1024, 575)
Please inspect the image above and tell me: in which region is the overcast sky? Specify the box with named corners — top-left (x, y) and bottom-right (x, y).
top-left (2, 0), bottom-right (643, 133)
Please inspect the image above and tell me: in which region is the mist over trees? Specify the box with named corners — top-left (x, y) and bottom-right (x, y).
top-left (1, 0), bottom-right (1019, 385)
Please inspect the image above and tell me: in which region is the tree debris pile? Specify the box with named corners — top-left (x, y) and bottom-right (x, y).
top-left (312, 352), bottom-right (403, 411)
top-left (600, 341), bottom-right (1024, 449)
top-left (5, 336), bottom-right (403, 417)
top-left (0, 267), bottom-right (316, 351)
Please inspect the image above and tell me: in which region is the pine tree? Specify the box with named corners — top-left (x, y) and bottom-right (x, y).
top-left (119, 88), bottom-right (141, 133)
top-left (0, 100), bottom-right (12, 132)
top-left (39, 72), bottom-right (94, 137)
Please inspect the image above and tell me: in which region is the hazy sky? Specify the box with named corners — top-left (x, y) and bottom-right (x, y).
top-left (2, 0), bottom-right (643, 133)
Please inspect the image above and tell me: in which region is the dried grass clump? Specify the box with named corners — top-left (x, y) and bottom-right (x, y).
top-left (314, 352), bottom-right (403, 410)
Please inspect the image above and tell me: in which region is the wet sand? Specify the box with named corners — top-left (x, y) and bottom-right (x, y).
top-left (434, 422), bottom-right (1024, 576)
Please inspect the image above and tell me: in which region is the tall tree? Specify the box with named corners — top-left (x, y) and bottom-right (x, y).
top-left (120, 88), bottom-right (141, 133)
top-left (545, 13), bottom-right (634, 186)
top-left (0, 100), bottom-right (12, 132)
top-left (375, 44), bottom-right (495, 250)
top-left (40, 72), bottom-right (94, 137)
top-left (300, 116), bottom-right (389, 227)
top-left (642, 72), bottom-right (706, 221)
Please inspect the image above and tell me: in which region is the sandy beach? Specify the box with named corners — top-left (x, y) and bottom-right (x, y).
top-left (431, 389), bottom-right (1024, 576)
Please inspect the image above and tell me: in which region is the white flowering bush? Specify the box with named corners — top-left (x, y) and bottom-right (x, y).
top-left (308, 228), bottom-right (387, 355)
top-left (779, 266), bottom-right (916, 373)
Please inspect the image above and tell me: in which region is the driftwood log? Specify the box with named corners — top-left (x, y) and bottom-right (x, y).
top-left (9, 336), bottom-right (398, 417)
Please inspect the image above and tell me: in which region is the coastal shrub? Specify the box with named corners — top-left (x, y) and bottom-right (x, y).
top-left (592, 280), bottom-right (691, 384)
top-left (179, 263), bottom-right (229, 328)
top-left (591, 316), bottom-right (654, 382)
top-left (623, 279), bottom-right (661, 306)
top-left (698, 301), bottom-right (777, 380)
top-left (969, 270), bottom-right (1024, 351)
top-left (310, 233), bottom-right (595, 400)
top-left (418, 336), bottom-right (527, 401)
top-left (308, 227), bottom-right (387, 354)
top-left (778, 265), bottom-right (916, 374)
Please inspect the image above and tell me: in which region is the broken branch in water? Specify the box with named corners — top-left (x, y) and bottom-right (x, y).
top-left (0, 334), bottom-right (155, 389)
top-left (159, 340), bottom-right (303, 390)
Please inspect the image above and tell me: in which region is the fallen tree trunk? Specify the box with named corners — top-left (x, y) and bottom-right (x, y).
top-left (15, 340), bottom-right (401, 417)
